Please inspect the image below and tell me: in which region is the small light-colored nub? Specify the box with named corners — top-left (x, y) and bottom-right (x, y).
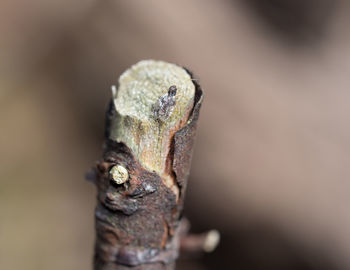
top-left (203, 230), bottom-right (220, 253)
top-left (110, 165), bottom-right (129, 185)
top-left (109, 60), bottom-right (195, 186)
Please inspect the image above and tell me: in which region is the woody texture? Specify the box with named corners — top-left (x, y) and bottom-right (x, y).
top-left (89, 60), bottom-right (204, 270)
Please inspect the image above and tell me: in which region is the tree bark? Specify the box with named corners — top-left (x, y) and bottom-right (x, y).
top-left (90, 60), bottom-right (203, 270)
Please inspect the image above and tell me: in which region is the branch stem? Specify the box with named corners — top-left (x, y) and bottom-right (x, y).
top-left (92, 60), bottom-right (203, 270)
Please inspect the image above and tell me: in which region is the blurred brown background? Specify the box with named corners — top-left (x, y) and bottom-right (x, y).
top-left (1, 0), bottom-right (350, 269)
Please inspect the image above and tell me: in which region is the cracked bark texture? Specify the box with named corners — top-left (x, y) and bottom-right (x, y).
top-left (92, 60), bottom-right (203, 270)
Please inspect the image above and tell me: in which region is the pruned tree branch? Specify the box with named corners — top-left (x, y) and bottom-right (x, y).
top-left (91, 60), bottom-right (203, 270)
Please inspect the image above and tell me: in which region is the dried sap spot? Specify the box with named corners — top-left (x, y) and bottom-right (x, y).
top-left (153, 85), bottom-right (177, 121)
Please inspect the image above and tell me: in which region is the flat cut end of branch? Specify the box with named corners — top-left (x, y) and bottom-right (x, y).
top-left (109, 60), bottom-right (195, 186)
top-left (115, 60), bottom-right (194, 122)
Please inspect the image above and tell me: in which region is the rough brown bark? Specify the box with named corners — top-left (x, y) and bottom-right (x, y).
top-left (90, 63), bottom-right (203, 270)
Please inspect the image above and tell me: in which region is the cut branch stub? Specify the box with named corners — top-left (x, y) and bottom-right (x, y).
top-left (94, 60), bottom-right (203, 270)
top-left (110, 60), bottom-right (195, 196)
